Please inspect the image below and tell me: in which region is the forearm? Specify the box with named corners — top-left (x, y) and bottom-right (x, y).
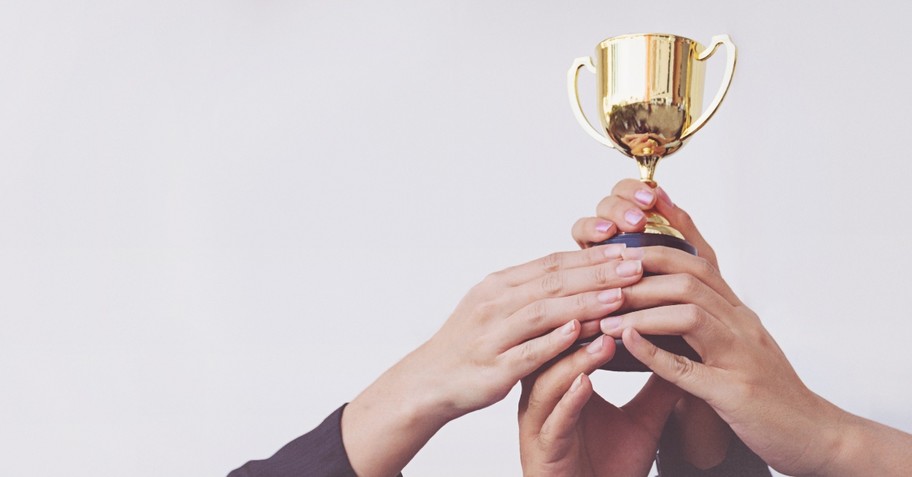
top-left (818, 410), bottom-right (912, 477)
top-left (341, 343), bottom-right (454, 477)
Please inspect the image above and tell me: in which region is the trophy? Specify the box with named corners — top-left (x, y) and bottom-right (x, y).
top-left (568, 33), bottom-right (736, 371)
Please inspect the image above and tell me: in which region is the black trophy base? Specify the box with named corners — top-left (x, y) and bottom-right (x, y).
top-left (593, 232), bottom-right (699, 372)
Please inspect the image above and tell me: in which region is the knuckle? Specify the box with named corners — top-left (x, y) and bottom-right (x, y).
top-left (701, 246), bottom-right (718, 264)
top-left (524, 389), bottom-right (546, 414)
top-left (525, 301), bottom-right (549, 327)
top-left (571, 218), bottom-right (590, 247)
top-left (593, 263), bottom-right (613, 286)
top-left (680, 304), bottom-right (706, 331)
top-left (595, 195), bottom-right (613, 214)
top-left (669, 353), bottom-right (696, 379)
top-left (586, 246), bottom-right (604, 264)
top-left (696, 256), bottom-right (718, 278)
top-left (518, 341), bottom-right (540, 365)
top-left (612, 178), bottom-right (641, 194)
top-left (481, 270), bottom-right (505, 289)
top-left (473, 300), bottom-right (499, 321)
top-left (596, 196), bottom-right (625, 219)
top-left (574, 292), bottom-right (590, 311)
top-left (750, 326), bottom-right (776, 350)
top-left (540, 252), bottom-right (563, 273)
top-left (675, 274), bottom-right (704, 299)
top-left (536, 428), bottom-right (556, 449)
top-left (642, 336), bottom-right (660, 361)
top-left (540, 272), bottom-right (565, 296)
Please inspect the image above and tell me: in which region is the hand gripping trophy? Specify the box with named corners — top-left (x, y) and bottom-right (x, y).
top-left (568, 33), bottom-right (737, 371)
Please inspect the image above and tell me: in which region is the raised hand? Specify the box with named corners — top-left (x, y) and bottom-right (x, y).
top-left (519, 335), bottom-right (682, 477)
top-left (341, 244), bottom-right (645, 477)
top-left (570, 179), bottom-right (735, 469)
top-left (597, 204), bottom-right (912, 476)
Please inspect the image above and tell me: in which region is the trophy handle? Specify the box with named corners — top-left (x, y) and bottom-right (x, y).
top-left (567, 56), bottom-right (617, 149)
top-left (680, 35), bottom-right (737, 141)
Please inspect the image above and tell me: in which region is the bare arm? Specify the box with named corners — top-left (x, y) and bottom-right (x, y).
top-left (339, 244), bottom-right (646, 477)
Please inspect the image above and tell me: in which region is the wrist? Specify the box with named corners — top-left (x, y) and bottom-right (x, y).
top-left (363, 343), bottom-right (458, 430)
top-left (796, 393), bottom-right (850, 477)
top-left (812, 407), bottom-right (912, 477)
top-left (340, 346), bottom-right (455, 477)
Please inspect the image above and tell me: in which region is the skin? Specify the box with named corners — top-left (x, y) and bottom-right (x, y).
top-left (341, 243), bottom-right (646, 477)
top-left (518, 333), bottom-right (684, 477)
top-left (591, 186), bottom-right (912, 476)
top-left (518, 180), bottom-right (734, 477)
top-left (570, 179), bottom-right (734, 470)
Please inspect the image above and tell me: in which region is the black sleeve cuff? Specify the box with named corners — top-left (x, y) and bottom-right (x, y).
top-left (228, 404), bottom-right (360, 477)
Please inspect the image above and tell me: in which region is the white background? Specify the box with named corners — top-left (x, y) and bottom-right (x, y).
top-left (2, 1), bottom-right (911, 476)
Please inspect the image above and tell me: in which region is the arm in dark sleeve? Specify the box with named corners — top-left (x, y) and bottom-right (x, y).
top-left (656, 418), bottom-right (772, 477)
top-left (229, 404), bottom-right (392, 477)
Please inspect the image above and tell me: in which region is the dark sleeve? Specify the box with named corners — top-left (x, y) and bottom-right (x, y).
top-left (228, 404), bottom-right (366, 477)
top-left (656, 419), bottom-right (772, 477)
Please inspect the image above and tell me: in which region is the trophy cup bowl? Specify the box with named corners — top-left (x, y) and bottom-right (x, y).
top-left (568, 33), bottom-right (737, 371)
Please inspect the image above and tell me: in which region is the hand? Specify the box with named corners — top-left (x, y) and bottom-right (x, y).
top-left (571, 179), bottom-right (733, 469)
top-left (519, 334), bottom-right (682, 477)
top-left (592, 214), bottom-right (844, 475)
top-left (342, 245), bottom-right (646, 477)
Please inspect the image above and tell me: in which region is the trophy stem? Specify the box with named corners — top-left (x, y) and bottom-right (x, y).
top-left (635, 156), bottom-right (660, 187)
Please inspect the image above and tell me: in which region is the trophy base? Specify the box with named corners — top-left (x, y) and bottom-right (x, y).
top-left (593, 232), bottom-right (699, 372)
top-left (598, 232), bottom-right (696, 255)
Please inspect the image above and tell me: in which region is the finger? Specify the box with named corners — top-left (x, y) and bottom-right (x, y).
top-left (611, 178), bottom-right (659, 209)
top-left (537, 373), bottom-right (593, 444)
top-left (492, 243), bottom-right (627, 287)
top-left (615, 272), bottom-right (737, 326)
top-left (601, 304), bottom-right (733, 358)
top-left (504, 257), bottom-right (643, 312)
top-left (621, 374), bottom-right (684, 437)
top-left (622, 327), bottom-right (716, 402)
top-left (571, 216), bottom-right (619, 248)
top-left (578, 319), bottom-right (602, 340)
top-left (499, 288), bottom-right (624, 349)
top-left (652, 188), bottom-right (719, 268)
top-left (518, 334), bottom-right (616, 429)
top-left (628, 246), bottom-right (741, 306)
top-left (504, 319), bottom-right (589, 386)
top-left (596, 195), bottom-right (648, 233)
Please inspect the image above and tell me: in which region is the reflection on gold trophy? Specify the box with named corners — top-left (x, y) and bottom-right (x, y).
top-left (568, 33), bottom-right (737, 371)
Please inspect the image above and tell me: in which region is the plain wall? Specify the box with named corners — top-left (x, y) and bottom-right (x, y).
top-left (2, 1), bottom-right (910, 476)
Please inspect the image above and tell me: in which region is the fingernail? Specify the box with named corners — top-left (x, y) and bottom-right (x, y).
top-left (634, 189), bottom-right (654, 206)
top-left (656, 187), bottom-right (675, 207)
top-left (624, 209), bottom-right (645, 225)
top-left (586, 335), bottom-right (604, 353)
top-left (597, 288), bottom-right (622, 303)
top-left (601, 316), bottom-right (622, 331)
top-left (595, 220), bottom-right (614, 233)
top-left (621, 248), bottom-right (645, 260)
top-left (616, 260), bottom-right (642, 277)
top-left (602, 243), bottom-right (627, 258)
top-left (561, 320), bottom-right (577, 335)
top-left (570, 373), bottom-right (584, 392)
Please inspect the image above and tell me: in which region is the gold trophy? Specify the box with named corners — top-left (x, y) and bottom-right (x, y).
top-left (568, 33), bottom-right (736, 371)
